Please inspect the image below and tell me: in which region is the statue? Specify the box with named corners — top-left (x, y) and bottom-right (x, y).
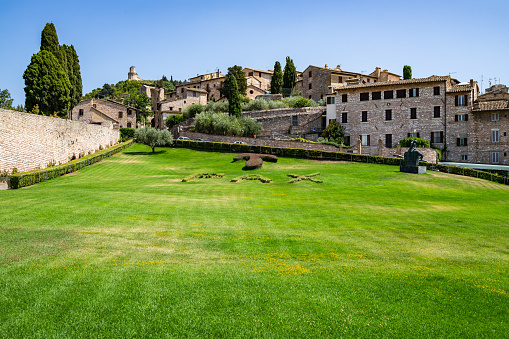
top-left (404, 139), bottom-right (423, 167)
top-left (400, 139), bottom-right (426, 174)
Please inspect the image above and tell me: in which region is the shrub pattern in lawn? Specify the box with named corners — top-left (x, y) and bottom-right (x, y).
top-left (231, 174), bottom-right (272, 183)
top-left (288, 173), bottom-right (322, 183)
top-left (233, 153), bottom-right (278, 170)
top-left (182, 173), bottom-right (225, 182)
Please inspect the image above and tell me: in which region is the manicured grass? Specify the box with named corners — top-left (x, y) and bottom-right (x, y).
top-left (1, 143), bottom-right (508, 338)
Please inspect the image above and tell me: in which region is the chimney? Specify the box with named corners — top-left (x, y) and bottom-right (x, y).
top-left (325, 64), bottom-right (328, 69)
top-left (470, 79), bottom-right (474, 87)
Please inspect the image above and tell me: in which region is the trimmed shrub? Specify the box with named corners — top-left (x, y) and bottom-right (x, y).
top-left (244, 156), bottom-right (263, 170)
top-left (398, 137), bottom-right (430, 148)
top-left (120, 127), bottom-right (135, 142)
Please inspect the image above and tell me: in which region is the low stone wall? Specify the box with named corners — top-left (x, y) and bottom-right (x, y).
top-left (0, 109), bottom-right (120, 173)
top-left (179, 131), bottom-right (438, 163)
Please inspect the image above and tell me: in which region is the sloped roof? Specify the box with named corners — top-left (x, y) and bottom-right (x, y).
top-left (447, 84), bottom-right (475, 93)
top-left (473, 100), bottom-right (509, 111)
top-left (331, 75), bottom-right (452, 91)
top-left (244, 67), bottom-right (274, 74)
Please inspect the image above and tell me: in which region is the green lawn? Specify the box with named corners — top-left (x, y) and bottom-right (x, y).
top-left (1, 144), bottom-right (508, 338)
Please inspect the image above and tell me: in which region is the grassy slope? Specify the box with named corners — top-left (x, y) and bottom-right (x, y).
top-left (0, 144), bottom-right (508, 338)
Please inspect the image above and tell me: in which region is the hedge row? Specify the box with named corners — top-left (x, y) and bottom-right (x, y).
top-left (173, 140), bottom-right (509, 185)
top-left (8, 140), bottom-right (134, 189)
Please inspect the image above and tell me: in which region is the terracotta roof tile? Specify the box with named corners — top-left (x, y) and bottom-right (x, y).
top-left (331, 75), bottom-right (451, 91)
top-left (473, 100), bottom-right (509, 111)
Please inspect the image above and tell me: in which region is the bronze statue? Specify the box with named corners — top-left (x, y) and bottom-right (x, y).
top-left (404, 139), bottom-right (423, 167)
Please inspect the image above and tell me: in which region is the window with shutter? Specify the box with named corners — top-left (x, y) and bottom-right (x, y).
top-left (385, 134), bottom-right (392, 148)
top-left (342, 112), bottom-right (348, 124)
top-left (410, 108), bottom-right (417, 119)
top-left (384, 90), bottom-right (393, 99)
top-left (360, 93), bottom-right (369, 101)
top-left (361, 111), bottom-right (368, 122)
top-left (385, 109), bottom-right (392, 121)
top-left (342, 94), bottom-right (348, 102)
top-left (434, 86), bottom-right (440, 95)
top-left (372, 91), bottom-right (381, 100)
top-left (434, 106), bottom-right (441, 118)
top-left (396, 89), bottom-right (406, 98)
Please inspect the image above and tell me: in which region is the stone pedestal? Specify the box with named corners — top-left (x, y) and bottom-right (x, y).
top-left (400, 165), bottom-right (426, 174)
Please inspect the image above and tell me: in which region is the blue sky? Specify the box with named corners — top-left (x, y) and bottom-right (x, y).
top-left (1, 0), bottom-right (508, 106)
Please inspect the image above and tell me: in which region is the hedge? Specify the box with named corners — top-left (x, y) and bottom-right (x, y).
top-left (173, 139), bottom-right (509, 186)
top-left (8, 140), bottom-right (134, 189)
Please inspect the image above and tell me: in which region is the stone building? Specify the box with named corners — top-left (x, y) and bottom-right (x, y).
top-left (295, 65), bottom-right (400, 102)
top-left (71, 98), bottom-right (138, 128)
top-left (128, 66), bottom-right (143, 81)
top-left (325, 75), bottom-right (479, 162)
top-left (244, 68), bottom-right (273, 95)
top-left (470, 85), bottom-right (509, 164)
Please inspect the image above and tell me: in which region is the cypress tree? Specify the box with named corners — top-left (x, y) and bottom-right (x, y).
top-left (403, 65), bottom-right (412, 80)
top-left (282, 56), bottom-right (297, 95)
top-left (25, 23), bottom-right (82, 117)
top-left (228, 75), bottom-right (242, 118)
top-left (63, 44), bottom-right (83, 107)
top-left (221, 65), bottom-right (247, 99)
top-left (270, 61), bottom-right (283, 94)
top-left (40, 23), bottom-right (66, 67)
top-left (23, 50), bottom-right (71, 117)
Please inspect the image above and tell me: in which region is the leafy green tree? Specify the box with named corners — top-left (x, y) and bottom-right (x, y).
top-left (165, 114), bottom-right (185, 129)
top-left (282, 57), bottom-right (297, 96)
top-left (270, 61), bottom-right (283, 94)
top-left (23, 50), bottom-right (71, 117)
top-left (293, 97), bottom-right (311, 108)
top-left (182, 103), bottom-right (204, 119)
top-left (220, 65), bottom-right (247, 99)
top-left (0, 89), bottom-right (14, 109)
top-left (123, 93), bottom-right (152, 122)
top-left (228, 75), bottom-right (242, 118)
top-left (97, 84), bottom-right (116, 99)
top-left (321, 120), bottom-right (345, 144)
top-left (403, 65), bottom-right (412, 80)
top-left (135, 127), bottom-right (173, 153)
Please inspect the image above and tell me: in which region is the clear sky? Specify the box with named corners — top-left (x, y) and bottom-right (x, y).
top-left (1, 0), bottom-right (508, 106)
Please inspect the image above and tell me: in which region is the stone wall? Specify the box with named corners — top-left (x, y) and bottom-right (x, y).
top-left (243, 107), bottom-right (324, 138)
top-left (0, 109), bottom-right (119, 173)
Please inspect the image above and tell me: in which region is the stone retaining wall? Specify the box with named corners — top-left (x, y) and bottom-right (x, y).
top-left (0, 109), bottom-right (119, 173)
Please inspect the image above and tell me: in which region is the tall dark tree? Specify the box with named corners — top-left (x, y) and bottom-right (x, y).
top-left (23, 50), bottom-right (71, 117)
top-left (220, 65), bottom-right (247, 99)
top-left (270, 61), bottom-right (283, 94)
top-left (40, 23), bottom-right (66, 68)
top-left (282, 57), bottom-right (297, 95)
top-left (25, 23), bottom-right (81, 117)
top-left (403, 65), bottom-right (412, 80)
top-left (63, 44), bottom-right (82, 107)
top-left (228, 75), bottom-right (242, 118)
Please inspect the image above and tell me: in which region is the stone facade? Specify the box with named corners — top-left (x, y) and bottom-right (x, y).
top-left (71, 99), bottom-right (138, 129)
top-left (326, 76), bottom-right (478, 161)
top-left (0, 109), bottom-right (119, 173)
top-left (296, 65), bottom-right (401, 102)
top-left (470, 89), bottom-right (509, 164)
top-left (244, 68), bottom-right (273, 93)
top-left (243, 107), bottom-right (325, 139)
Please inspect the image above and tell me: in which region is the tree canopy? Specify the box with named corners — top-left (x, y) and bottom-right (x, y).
top-left (270, 61), bottom-right (283, 94)
top-left (134, 127), bottom-right (173, 153)
top-left (403, 65), bottom-right (412, 80)
top-left (23, 50), bottom-right (72, 117)
top-left (220, 65), bottom-right (247, 99)
top-left (24, 23), bottom-right (82, 117)
top-left (228, 74), bottom-right (242, 118)
top-left (0, 89), bottom-right (14, 110)
top-left (321, 120), bottom-right (345, 144)
top-left (282, 57), bottom-right (297, 95)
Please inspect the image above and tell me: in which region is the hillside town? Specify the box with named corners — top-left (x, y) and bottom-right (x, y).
top-left (69, 64), bottom-right (509, 166)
